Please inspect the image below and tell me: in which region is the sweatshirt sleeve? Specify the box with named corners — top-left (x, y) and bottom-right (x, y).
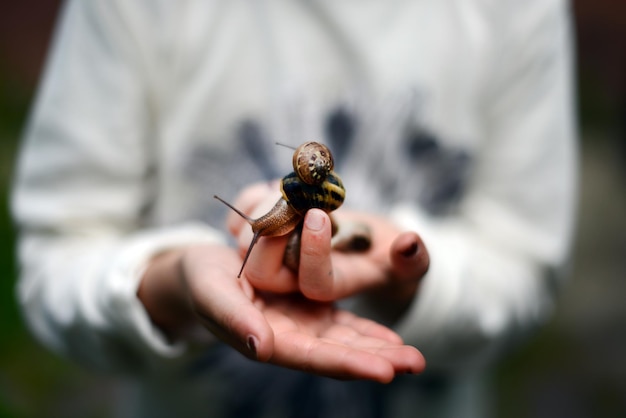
top-left (11, 0), bottom-right (223, 374)
top-left (388, 0), bottom-right (577, 371)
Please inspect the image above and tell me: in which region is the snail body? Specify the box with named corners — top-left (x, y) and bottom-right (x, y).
top-left (214, 141), bottom-right (345, 277)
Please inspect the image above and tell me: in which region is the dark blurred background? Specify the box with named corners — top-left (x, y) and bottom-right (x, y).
top-left (1, 1), bottom-right (625, 417)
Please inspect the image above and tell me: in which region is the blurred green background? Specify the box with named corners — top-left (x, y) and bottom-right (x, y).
top-left (1, 1), bottom-right (625, 417)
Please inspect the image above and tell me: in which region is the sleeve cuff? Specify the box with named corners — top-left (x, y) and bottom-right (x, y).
top-left (97, 223), bottom-right (226, 361)
top-left (388, 204), bottom-right (469, 345)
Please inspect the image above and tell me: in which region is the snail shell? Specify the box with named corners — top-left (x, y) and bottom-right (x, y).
top-left (280, 170), bottom-right (345, 214)
top-left (292, 141), bottom-right (334, 185)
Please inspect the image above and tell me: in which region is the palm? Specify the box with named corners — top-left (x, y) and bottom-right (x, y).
top-left (180, 244), bottom-right (425, 383)
top-left (255, 291), bottom-right (424, 383)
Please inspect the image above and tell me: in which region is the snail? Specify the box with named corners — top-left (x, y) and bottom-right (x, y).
top-left (214, 141), bottom-right (371, 277)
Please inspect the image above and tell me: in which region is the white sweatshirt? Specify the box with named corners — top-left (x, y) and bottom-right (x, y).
top-left (12, 0), bottom-right (577, 417)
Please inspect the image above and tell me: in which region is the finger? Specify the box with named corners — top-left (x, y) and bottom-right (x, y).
top-left (330, 232), bottom-right (429, 295)
top-left (298, 209), bottom-right (335, 301)
top-left (322, 329), bottom-right (425, 375)
top-left (271, 331), bottom-right (398, 383)
top-left (325, 254), bottom-right (381, 298)
top-left (332, 310), bottom-right (404, 344)
top-left (367, 345), bottom-right (426, 375)
top-left (243, 235), bottom-right (299, 293)
top-left (182, 248), bottom-right (275, 361)
top-left (389, 231), bottom-right (430, 282)
top-left (319, 315), bottom-right (425, 374)
top-left (230, 184), bottom-right (299, 291)
top-left (320, 326), bottom-right (425, 375)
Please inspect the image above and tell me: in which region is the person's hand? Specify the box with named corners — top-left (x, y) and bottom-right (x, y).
top-left (137, 243), bottom-right (425, 383)
top-left (227, 182), bottom-right (429, 321)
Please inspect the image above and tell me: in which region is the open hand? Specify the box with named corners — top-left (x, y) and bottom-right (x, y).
top-left (139, 243), bottom-right (425, 383)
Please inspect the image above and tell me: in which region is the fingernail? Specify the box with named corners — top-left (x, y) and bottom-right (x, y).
top-left (246, 335), bottom-right (258, 359)
top-left (305, 210), bottom-right (325, 231)
top-left (401, 241), bottom-right (419, 258)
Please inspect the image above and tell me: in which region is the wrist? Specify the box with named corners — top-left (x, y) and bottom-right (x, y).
top-left (137, 248), bottom-right (196, 339)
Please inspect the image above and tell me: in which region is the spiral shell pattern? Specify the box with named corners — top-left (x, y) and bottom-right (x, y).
top-left (292, 141), bottom-right (334, 185)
